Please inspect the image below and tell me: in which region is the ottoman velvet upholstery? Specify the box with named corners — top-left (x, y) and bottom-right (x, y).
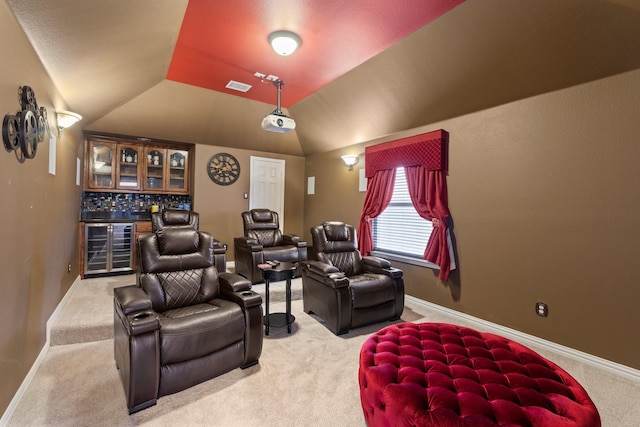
top-left (359, 323), bottom-right (601, 427)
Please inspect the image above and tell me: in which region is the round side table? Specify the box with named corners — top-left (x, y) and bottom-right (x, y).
top-left (259, 262), bottom-right (296, 335)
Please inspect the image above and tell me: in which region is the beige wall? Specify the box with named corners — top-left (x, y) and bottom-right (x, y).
top-left (0, 2), bottom-right (84, 414)
top-left (304, 69), bottom-right (640, 370)
top-left (193, 144), bottom-right (306, 261)
top-left (2, 0), bottom-right (639, 415)
top-left (304, 150), bottom-right (366, 234)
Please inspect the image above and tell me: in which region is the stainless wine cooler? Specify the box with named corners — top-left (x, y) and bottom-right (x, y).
top-left (84, 223), bottom-right (134, 275)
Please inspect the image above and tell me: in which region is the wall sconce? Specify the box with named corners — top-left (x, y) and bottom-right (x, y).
top-left (341, 155), bottom-right (359, 171)
top-left (268, 30), bottom-right (302, 56)
top-left (56, 110), bottom-right (82, 134)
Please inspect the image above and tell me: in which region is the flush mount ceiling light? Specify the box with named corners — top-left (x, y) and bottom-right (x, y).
top-left (268, 30), bottom-right (301, 56)
top-left (56, 110), bottom-right (82, 132)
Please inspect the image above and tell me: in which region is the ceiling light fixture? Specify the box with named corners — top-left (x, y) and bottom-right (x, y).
top-left (268, 30), bottom-right (301, 56)
top-left (56, 110), bottom-right (82, 133)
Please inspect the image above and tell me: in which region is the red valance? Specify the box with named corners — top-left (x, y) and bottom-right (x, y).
top-left (365, 129), bottom-right (448, 178)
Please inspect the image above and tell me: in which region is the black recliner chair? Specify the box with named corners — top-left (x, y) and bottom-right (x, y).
top-left (151, 208), bottom-right (227, 272)
top-left (234, 209), bottom-right (307, 284)
top-left (113, 226), bottom-right (263, 414)
top-left (301, 221), bottom-right (404, 335)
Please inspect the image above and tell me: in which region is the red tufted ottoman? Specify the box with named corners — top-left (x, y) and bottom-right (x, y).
top-left (359, 323), bottom-right (601, 426)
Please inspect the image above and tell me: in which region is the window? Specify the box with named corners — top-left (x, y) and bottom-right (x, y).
top-left (372, 167), bottom-right (438, 269)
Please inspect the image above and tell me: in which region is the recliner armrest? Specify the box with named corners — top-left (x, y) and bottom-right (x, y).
top-left (283, 234), bottom-right (307, 248)
top-left (213, 239), bottom-right (227, 252)
top-left (305, 260), bottom-right (339, 275)
top-left (126, 311), bottom-right (160, 336)
top-left (219, 272), bottom-right (262, 309)
top-left (363, 256), bottom-right (403, 279)
top-left (114, 285), bottom-right (152, 316)
top-left (219, 272), bottom-right (252, 293)
top-left (114, 286), bottom-right (159, 336)
top-left (363, 256), bottom-right (391, 269)
top-left (234, 236), bottom-right (262, 251)
top-left (303, 261), bottom-right (349, 289)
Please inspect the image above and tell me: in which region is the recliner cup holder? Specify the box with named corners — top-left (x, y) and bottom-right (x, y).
top-left (241, 291), bottom-right (253, 296)
top-left (132, 312), bottom-right (151, 320)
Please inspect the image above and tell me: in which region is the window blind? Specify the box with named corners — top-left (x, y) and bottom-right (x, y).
top-left (372, 168), bottom-right (433, 257)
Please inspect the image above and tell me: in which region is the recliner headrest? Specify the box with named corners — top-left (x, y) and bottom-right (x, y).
top-left (323, 222), bottom-right (349, 241)
top-left (152, 209), bottom-right (199, 233)
top-left (157, 227), bottom-right (199, 255)
top-left (162, 209), bottom-right (190, 226)
top-left (251, 209), bottom-right (275, 222)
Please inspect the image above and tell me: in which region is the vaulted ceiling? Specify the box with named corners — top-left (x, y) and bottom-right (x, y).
top-left (6, 0), bottom-right (640, 157)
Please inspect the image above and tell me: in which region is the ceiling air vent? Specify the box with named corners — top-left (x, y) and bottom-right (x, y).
top-left (225, 80), bottom-right (252, 92)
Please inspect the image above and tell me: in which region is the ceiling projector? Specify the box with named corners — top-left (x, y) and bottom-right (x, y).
top-left (262, 113), bottom-right (296, 133)
top-left (261, 78), bottom-right (296, 133)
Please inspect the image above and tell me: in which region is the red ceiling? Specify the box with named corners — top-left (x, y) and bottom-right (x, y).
top-left (167, 0), bottom-right (465, 108)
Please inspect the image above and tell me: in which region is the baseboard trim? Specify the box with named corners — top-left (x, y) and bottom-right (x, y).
top-left (0, 275), bottom-right (81, 426)
top-left (406, 295), bottom-right (640, 382)
top-left (3, 281), bottom-right (637, 424)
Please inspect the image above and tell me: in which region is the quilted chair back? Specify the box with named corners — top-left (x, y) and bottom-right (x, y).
top-left (137, 226), bottom-right (218, 313)
top-left (151, 208), bottom-right (199, 232)
top-left (311, 221), bottom-right (364, 277)
top-left (241, 209), bottom-right (283, 247)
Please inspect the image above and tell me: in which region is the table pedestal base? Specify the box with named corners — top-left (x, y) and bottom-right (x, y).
top-left (264, 313), bottom-right (295, 333)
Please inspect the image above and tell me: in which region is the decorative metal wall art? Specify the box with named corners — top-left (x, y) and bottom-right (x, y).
top-left (2, 86), bottom-right (49, 162)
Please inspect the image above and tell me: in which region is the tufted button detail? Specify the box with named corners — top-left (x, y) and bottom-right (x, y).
top-left (358, 322), bottom-right (601, 427)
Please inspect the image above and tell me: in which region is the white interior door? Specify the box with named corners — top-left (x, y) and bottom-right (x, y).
top-left (249, 156), bottom-right (285, 230)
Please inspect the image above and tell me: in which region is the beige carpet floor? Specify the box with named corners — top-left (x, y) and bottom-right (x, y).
top-left (5, 274), bottom-right (640, 426)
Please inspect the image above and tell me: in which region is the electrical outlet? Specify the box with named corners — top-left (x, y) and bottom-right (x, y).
top-left (535, 302), bottom-right (548, 317)
top-left (67, 263), bottom-right (72, 273)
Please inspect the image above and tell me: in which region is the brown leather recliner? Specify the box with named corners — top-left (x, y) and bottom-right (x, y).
top-left (113, 226), bottom-right (263, 414)
top-left (151, 208), bottom-right (227, 272)
top-left (151, 208), bottom-right (200, 231)
top-left (302, 221), bottom-right (404, 335)
top-left (234, 209), bottom-right (307, 284)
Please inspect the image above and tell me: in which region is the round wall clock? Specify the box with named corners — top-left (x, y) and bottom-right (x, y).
top-left (207, 152), bottom-right (240, 186)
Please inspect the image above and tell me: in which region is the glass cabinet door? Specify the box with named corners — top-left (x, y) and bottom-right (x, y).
top-left (144, 147), bottom-right (166, 190)
top-left (116, 144), bottom-right (142, 190)
top-left (84, 223), bottom-right (133, 275)
top-left (83, 137), bottom-right (192, 194)
top-left (88, 141), bottom-right (115, 189)
top-left (168, 149), bottom-right (189, 193)
top-left (85, 224), bottom-right (109, 274)
top-left (111, 223), bottom-right (133, 271)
